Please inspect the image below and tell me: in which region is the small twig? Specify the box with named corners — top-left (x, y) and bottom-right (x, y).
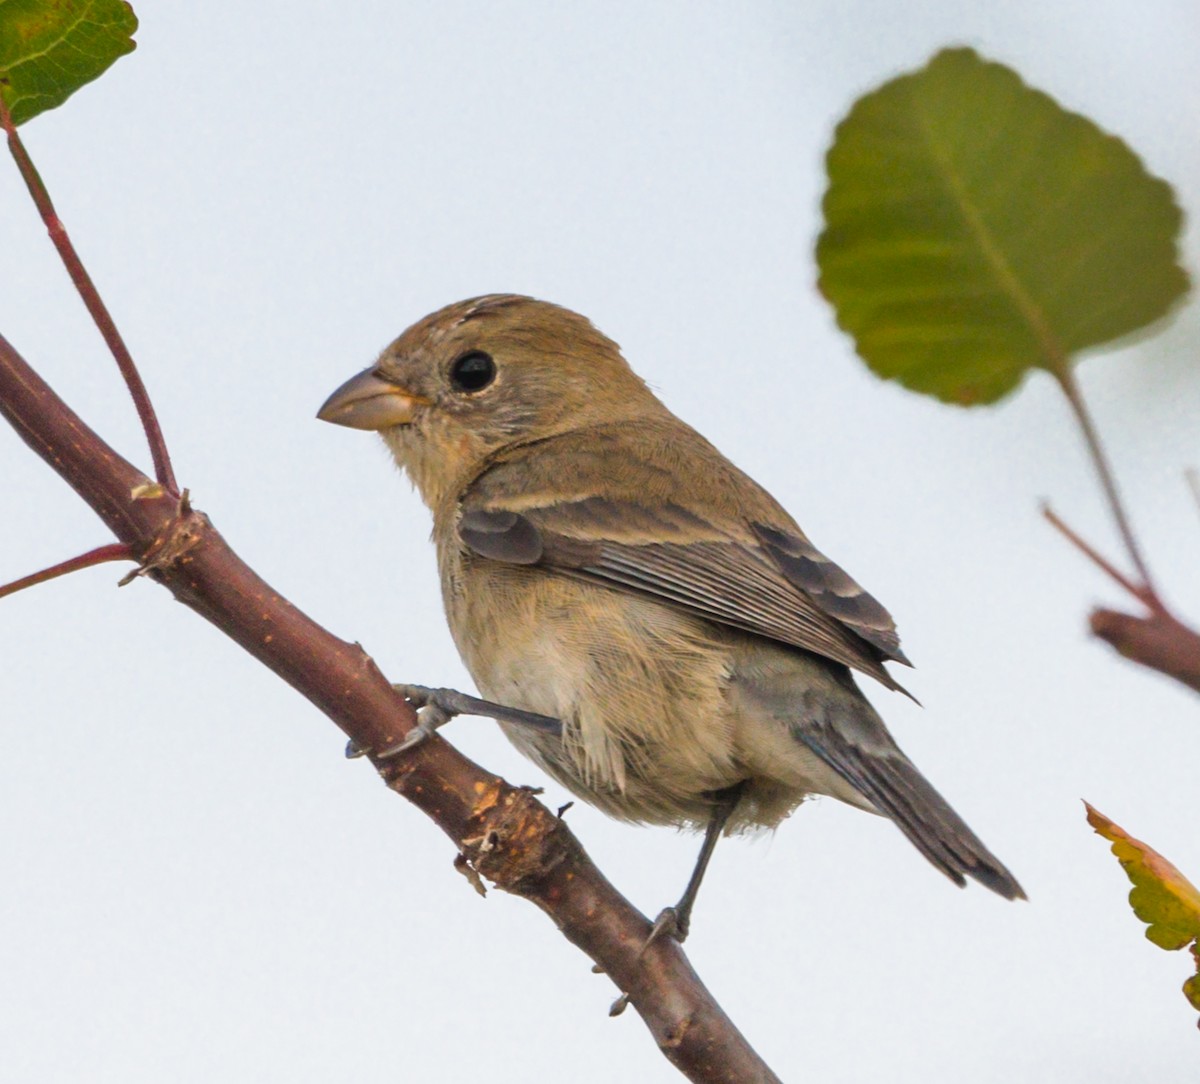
top-left (1041, 504), bottom-right (1152, 605)
top-left (1044, 504), bottom-right (1200, 694)
top-left (1051, 367), bottom-right (1157, 601)
top-left (0, 542), bottom-right (134, 600)
top-left (0, 94), bottom-right (177, 494)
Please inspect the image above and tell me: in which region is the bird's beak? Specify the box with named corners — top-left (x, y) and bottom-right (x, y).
top-left (317, 368), bottom-right (426, 431)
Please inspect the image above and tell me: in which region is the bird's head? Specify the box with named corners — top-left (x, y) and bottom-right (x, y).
top-left (319, 294), bottom-right (660, 507)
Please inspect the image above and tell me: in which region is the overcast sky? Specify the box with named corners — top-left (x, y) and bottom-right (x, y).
top-left (2, 3), bottom-right (1199, 1081)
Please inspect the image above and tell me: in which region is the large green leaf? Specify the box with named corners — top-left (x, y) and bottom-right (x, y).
top-left (817, 47), bottom-right (1189, 406)
top-left (0, 0), bottom-right (137, 126)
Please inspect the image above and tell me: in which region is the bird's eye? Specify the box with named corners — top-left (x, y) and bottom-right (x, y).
top-left (449, 351), bottom-right (496, 393)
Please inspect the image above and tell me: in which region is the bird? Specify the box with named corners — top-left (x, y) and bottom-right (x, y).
top-left (318, 293), bottom-right (1024, 938)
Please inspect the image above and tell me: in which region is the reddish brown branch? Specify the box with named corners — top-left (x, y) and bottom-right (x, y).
top-left (1090, 608), bottom-right (1200, 695)
top-left (0, 97), bottom-right (177, 494)
top-left (1043, 504), bottom-right (1200, 695)
top-left (0, 332), bottom-right (780, 1084)
top-left (0, 542), bottom-right (134, 599)
top-left (1041, 504), bottom-right (1155, 607)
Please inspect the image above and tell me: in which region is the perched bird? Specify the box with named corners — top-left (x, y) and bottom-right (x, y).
top-left (319, 294), bottom-right (1024, 936)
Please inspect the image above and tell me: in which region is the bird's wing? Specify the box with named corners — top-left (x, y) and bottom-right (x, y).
top-left (458, 476), bottom-right (909, 691)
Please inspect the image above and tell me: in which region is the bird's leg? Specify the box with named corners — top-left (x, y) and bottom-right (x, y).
top-left (366, 684), bottom-right (563, 759)
top-left (644, 781), bottom-right (747, 948)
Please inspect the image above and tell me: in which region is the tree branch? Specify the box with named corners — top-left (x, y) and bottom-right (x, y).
top-left (0, 542), bottom-right (133, 599)
top-left (1043, 504), bottom-right (1200, 696)
top-left (0, 332), bottom-right (781, 1084)
top-left (1042, 504), bottom-right (1151, 605)
top-left (0, 96), bottom-right (178, 493)
top-left (1089, 608), bottom-right (1200, 695)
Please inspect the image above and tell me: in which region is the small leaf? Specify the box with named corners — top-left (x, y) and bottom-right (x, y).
top-left (817, 47), bottom-right (1190, 406)
top-left (1086, 802), bottom-right (1200, 1027)
top-left (0, 0), bottom-right (138, 126)
top-left (1086, 803), bottom-right (1200, 949)
top-left (1187, 946), bottom-right (1200, 1016)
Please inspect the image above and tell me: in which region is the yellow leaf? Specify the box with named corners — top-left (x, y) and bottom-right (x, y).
top-left (1086, 802), bottom-right (1200, 1029)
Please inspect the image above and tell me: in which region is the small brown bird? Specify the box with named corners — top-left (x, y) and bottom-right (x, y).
top-left (319, 294), bottom-right (1023, 936)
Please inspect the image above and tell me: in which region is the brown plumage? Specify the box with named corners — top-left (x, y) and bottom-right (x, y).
top-left (319, 294), bottom-right (1024, 917)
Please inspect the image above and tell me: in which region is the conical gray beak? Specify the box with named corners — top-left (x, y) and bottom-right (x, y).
top-left (317, 368), bottom-right (424, 431)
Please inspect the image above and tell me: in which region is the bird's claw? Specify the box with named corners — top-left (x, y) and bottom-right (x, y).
top-left (392, 683), bottom-right (440, 711)
top-left (395, 683), bottom-right (562, 744)
top-left (371, 685), bottom-right (466, 759)
top-left (352, 684), bottom-right (564, 761)
top-left (402, 684), bottom-right (562, 735)
top-left (640, 906), bottom-right (688, 956)
top-left (376, 700), bottom-right (452, 759)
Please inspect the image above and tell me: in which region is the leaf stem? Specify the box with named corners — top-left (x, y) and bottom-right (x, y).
top-left (0, 95), bottom-right (178, 494)
top-left (1051, 366), bottom-right (1159, 605)
top-left (0, 543), bottom-right (134, 600)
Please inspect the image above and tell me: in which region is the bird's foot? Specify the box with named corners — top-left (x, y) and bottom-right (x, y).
top-left (640, 905), bottom-right (689, 956)
top-left (370, 684), bottom-right (562, 759)
top-left (374, 684), bottom-right (458, 758)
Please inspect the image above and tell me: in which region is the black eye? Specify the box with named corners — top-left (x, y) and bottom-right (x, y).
top-left (449, 350), bottom-right (496, 393)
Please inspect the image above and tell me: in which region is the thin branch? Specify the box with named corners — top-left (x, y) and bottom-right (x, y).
top-left (0, 542), bottom-right (133, 600)
top-left (0, 333), bottom-right (780, 1084)
top-left (1089, 608), bottom-right (1200, 695)
top-left (1051, 366), bottom-right (1158, 602)
top-left (0, 96), bottom-right (177, 494)
top-left (1041, 504), bottom-right (1149, 603)
top-left (1043, 503), bottom-right (1200, 695)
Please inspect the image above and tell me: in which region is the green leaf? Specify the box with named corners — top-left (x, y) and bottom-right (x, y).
top-left (1187, 946), bottom-right (1200, 1018)
top-left (1086, 803), bottom-right (1200, 1027)
top-left (0, 0), bottom-right (137, 126)
top-left (817, 47), bottom-right (1190, 406)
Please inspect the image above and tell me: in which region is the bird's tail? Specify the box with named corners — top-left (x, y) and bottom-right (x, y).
top-left (799, 727), bottom-right (1025, 900)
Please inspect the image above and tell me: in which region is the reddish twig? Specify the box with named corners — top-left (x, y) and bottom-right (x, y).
top-left (0, 332), bottom-right (780, 1084)
top-left (1043, 504), bottom-right (1200, 695)
top-left (0, 95), bottom-right (177, 494)
top-left (0, 542), bottom-right (134, 600)
top-left (1041, 504), bottom-right (1154, 606)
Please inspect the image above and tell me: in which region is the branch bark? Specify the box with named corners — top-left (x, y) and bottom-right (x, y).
top-left (1090, 608), bottom-right (1200, 695)
top-left (0, 332), bottom-right (781, 1084)
top-left (1043, 505), bottom-right (1200, 697)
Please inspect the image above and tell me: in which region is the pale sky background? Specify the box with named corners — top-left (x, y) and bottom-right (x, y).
top-left (2, 3), bottom-right (1199, 1082)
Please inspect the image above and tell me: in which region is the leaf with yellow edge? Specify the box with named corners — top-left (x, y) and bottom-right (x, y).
top-left (1086, 802), bottom-right (1200, 1026)
top-left (0, 0), bottom-right (137, 126)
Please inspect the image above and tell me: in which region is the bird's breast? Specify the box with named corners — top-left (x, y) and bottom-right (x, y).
top-left (439, 546), bottom-right (749, 824)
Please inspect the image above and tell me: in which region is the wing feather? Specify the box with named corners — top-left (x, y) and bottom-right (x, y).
top-left (459, 493), bottom-right (909, 691)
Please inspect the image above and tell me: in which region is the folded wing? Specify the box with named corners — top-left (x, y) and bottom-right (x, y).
top-left (459, 491), bottom-right (909, 692)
